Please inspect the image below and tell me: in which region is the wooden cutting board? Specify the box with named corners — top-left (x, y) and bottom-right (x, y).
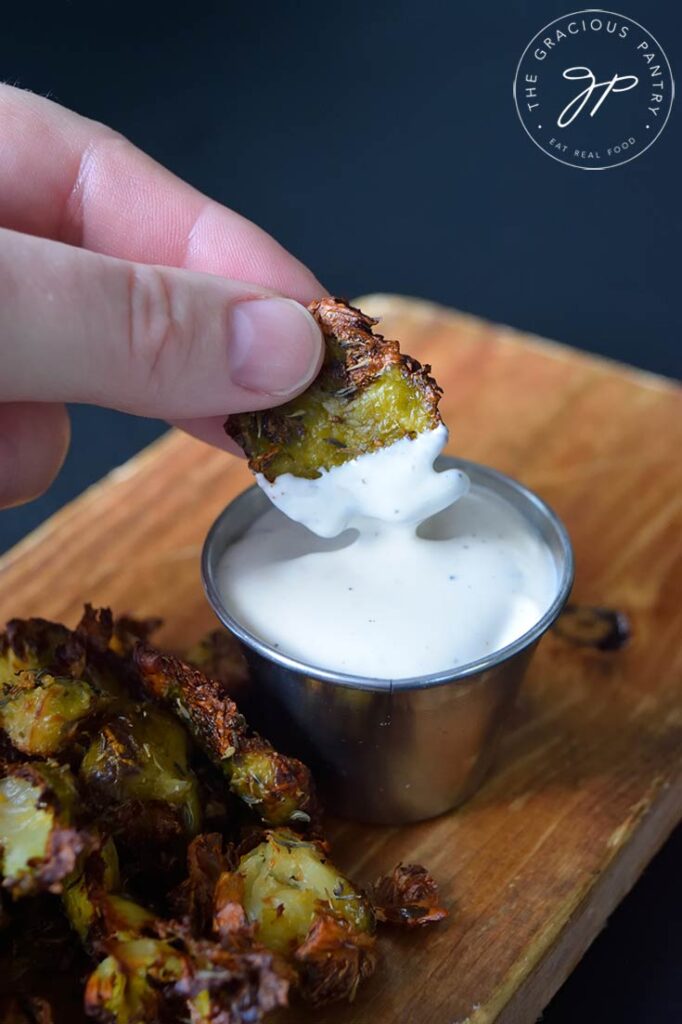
top-left (1, 294), bottom-right (680, 1024)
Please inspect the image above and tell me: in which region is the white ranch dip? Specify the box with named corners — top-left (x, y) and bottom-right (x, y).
top-left (217, 426), bottom-right (557, 680)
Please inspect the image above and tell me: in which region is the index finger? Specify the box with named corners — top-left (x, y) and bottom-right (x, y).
top-left (0, 85), bottom-right (322, 302)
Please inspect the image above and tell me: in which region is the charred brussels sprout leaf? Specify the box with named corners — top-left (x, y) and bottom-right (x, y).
top-left (553, 603), bottom-right (631, 651)
top-left (294, 908), bottom-right (377, 1005)
top-left (369, 862), bottom-right (447, 927)
top-left (169, 832), bottom-right (232, 936)
top-left (225, 297), bottom-right (443, 481)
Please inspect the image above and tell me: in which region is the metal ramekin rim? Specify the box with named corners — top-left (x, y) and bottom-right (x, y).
top-left (201, 457), bottom-right (575, 692)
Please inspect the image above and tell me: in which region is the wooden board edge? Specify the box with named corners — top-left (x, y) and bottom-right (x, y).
top-left (490, 775), bottom-right (682, 1024)
top-left (352, 293), bottom-right (679, 395)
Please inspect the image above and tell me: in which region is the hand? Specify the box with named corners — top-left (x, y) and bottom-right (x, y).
top-left (0, 86), bottom-right (326, 509)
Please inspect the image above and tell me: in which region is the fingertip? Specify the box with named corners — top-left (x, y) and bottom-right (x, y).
top-left (0, 402), bottom-right (71, 509)
top-left (228, 297), bottom-right (324, 398)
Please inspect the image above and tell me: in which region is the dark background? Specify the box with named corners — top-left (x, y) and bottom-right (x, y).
top-left (1, 1), bottom-right (680, 1019)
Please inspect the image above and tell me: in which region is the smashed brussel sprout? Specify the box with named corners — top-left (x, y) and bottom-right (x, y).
top-left (0, 762), bottom-right (92, 898)
top-left (237, 829), bottom-right (373, 955)
top-left (0, 671), bottom-right (100, 758)
top-left (171, 831), bottom-right (376, 1008)
top-left (84, 938), bottom-right (186, 1024)
top-left (134, 647), bottom-right (317, 827)
top-left (79, 705), bottom-right (202, 839)
top-left (225, 296), bottom-right (443, 480)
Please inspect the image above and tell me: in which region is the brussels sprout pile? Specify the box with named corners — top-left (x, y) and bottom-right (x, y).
top-left (1, 608), bottom-right (445, 1023)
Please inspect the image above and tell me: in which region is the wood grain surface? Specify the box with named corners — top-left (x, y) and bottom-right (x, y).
top-left (1, 295), bottom-right (680, 1024)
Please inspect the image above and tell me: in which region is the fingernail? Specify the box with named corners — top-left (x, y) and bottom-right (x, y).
top-left (229, 297), bottom-right (323, 396)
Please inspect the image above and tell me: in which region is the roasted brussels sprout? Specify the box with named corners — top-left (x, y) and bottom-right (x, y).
top-left (1, 619), bottom-right (84, 681)
top-left (61, 839), bottom-right (151, 949)
top-left (0, 762), bottom-right (92, 898)
top-left (237, 829), bottom-right (373, 955)
top-left (170, 831), bottom-right (377, 1007)
top-left (84, 937), bottom-right (186, 1024)
top-left (198, 830), bottom-right (379, 1004)
top-left (225, 297), bottom-right (443, 480)
top-left (134, 647), bottom-right (245, 761)
top-left (79, 705), bottom-right (202, 841)
top-left (0, 670), bottom-right (100, 758)
top-left (63, 817), bottom-right (194, 975)
top-left (85, 927), bottom-right (291, 1024)
top-left (0, 609), bottom-right (142, 758)
top-left (134, 648), bottom-right (317, 827)
top-left (77, 864), bottom-right (290, 1024)
top-left (0, 608), bottom-right (447, 1021)
top-left (64, 842), bottom-right (185, 1023)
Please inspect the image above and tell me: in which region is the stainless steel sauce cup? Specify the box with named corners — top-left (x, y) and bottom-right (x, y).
top-left (202, 457), bottom-right (574, 824)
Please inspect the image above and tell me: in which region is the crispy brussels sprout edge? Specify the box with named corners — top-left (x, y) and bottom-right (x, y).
top-left (225, 296), bottom-right (443, 480)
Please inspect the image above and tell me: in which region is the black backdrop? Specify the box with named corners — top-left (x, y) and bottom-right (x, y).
top-left (1, 1), bottom-right (680, 1019)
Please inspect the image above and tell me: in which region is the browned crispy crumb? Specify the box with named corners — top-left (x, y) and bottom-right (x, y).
top-left (369, 863), bottom-right (447, 927)
top-left (553, 604), bottom-right (631, 651)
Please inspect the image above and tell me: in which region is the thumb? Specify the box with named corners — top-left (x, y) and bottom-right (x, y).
top-left (0, 228), bottom-right (324, 419)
